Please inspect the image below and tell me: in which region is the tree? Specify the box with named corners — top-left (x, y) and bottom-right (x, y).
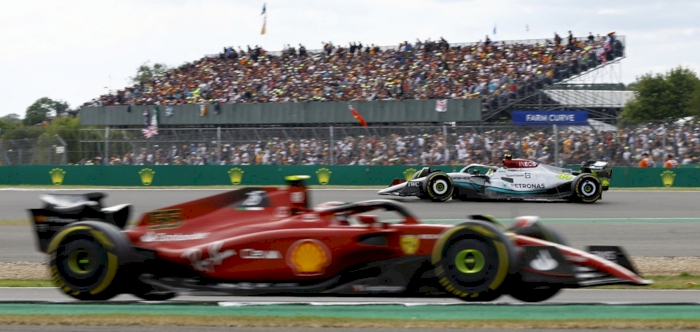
top-left (24, 97), bottom-right (70, 126)
top-left (130, 61), bottom-right (170, 85)
top-left (621, 67), bottom-right (700, 123)
top-left (36, 116), bottom-right (82, 164)
top-left (1, 113), bottom-right (21, 122)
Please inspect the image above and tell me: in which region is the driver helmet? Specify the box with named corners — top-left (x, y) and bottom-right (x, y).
top-left (504, 153), bottom-right (513, 160)
top-left (334, 213), bottom-right (349, 225)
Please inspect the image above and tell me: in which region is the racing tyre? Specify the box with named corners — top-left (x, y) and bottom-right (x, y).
top-left (432, 220), bottom-right (517, 302)
top-left (48, 221), bottom-right (133, 301)
top-left (572, 174), bottom-right (601, 203)
top-left (426, 173), bottom-right (454, 202)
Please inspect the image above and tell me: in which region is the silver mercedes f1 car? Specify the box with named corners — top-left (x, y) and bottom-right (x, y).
top-left (378, 158), bottom-right (612, 203)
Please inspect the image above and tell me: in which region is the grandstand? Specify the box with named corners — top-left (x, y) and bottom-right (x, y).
top-left (11, 32), bottom-right (697, 168)
top-left (81, 33), bottom-right (627, 125)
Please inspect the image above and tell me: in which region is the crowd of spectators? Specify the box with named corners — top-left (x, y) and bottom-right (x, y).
top-left (78, 120), bottom-right (700, 167)
top-left (83, 32), bottom-right (624, 112)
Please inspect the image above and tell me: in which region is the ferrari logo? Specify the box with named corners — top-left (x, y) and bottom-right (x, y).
top-left (49, 168), bottom-right (66, 185)
top-left (403, 168), bottom-right (417, 181)
top-left (660, 170), bottom-right (675, 187)
top-left (287, 239), bottom-right (331, 275)
top-left (228, 167), bottom-right (244, 185)
top-left (139, 168), bottom-right (156, 186)
top-left (316, 168), bottom-right (332, 185)
top-left (400, 235), bottom-right (420, 255)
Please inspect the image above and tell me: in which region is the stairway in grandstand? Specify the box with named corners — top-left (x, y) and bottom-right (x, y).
top-left (482, 46), bottom-right (630, 123)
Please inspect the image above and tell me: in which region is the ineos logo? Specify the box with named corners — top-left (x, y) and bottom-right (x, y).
top-left (518, 161), bottom-right (538, 167)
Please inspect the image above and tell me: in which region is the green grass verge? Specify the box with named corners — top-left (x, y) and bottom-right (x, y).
top-left (0, 315), bottom-right (697, 329)
top-left (0, 280), bottom-right (53, 287)
top-left (0, 220), bottom-right (29, 226)
top-left (2, 274), bottom-right (699, 289)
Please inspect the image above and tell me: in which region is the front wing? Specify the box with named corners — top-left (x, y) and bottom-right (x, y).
top-left (378, 179), bottom-right (425, 197)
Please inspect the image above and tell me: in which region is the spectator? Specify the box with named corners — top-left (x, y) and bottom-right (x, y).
top-left (638, 152), bottom-right (653, 168)
top-left (664, 153), bottom-right (679, 168)
top-left (83, 33), bottom-right (624, 114)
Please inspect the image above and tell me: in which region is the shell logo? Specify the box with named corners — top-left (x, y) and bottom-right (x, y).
top-left (286, 239), bottom-right (331, 276)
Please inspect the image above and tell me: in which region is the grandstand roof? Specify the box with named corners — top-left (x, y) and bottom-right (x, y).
top-left (542, 89), bottom-right (635, 108)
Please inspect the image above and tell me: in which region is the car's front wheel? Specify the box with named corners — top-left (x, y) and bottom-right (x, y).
top-left (426, 173), bottom-right (454, 202)
top-left (431, 221), bottom-right (516, 302)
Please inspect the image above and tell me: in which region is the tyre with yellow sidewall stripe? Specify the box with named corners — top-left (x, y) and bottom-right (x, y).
top-left (425, 173), bottom-right (454, 202)
top-left (431, 220), bottom-right (517, 301)
top-left (48, 221), bottom-right (132, 301)
top-left (572, 174), bottom-right (602, 203)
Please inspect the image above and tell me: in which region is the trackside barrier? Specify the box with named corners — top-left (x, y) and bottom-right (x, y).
top-left (0, 166), bottom-right (699, 188)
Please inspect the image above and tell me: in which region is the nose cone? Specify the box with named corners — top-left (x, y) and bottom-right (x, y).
top-left (378, 182), bottom-right (407, 195)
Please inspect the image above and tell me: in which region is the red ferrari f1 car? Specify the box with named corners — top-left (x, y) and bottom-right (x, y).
top-left (29, 176), bottom-right (650, 302)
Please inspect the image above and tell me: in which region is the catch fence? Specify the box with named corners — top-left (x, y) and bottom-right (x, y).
top-left (3, 118), bottom-right (694, 167)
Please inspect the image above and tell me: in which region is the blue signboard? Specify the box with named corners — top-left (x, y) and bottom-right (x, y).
top-left (512, 110), bottom-right (589, 126)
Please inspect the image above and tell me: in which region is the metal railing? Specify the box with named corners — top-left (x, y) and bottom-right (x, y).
top-left (5, 117), bottom-right (696, 168)
top-left (1, 135), bottom-right (67, 166)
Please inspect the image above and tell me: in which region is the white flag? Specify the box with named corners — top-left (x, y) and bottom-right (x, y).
top-left (435, 99), bottom-right (448, 112)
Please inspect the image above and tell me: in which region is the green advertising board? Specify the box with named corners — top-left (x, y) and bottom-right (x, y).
top-left (0, 165), bottom-right (699, 188)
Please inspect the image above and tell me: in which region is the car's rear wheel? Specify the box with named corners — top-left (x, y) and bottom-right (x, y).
top-left (426, 173), bottom-right (453, 202)
top-left (48, 222), bottom-right (132, 301)
top-left (572, 174), bottom-right (601, 203)
top-left (432, 221), bottom-right (516, 302)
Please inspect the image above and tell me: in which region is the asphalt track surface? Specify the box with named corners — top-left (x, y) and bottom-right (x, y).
top-left (0, 287), bottom-right (699, 304)
top-left (1, 189), bottom-right (700, 330)
top-left (2, 189), bottom-right (700, 261)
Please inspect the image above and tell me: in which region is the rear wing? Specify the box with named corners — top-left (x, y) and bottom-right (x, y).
top-left (28, 193), bottom-right (130, 252)
top-left (581, 161), bottom-right (612, 190)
